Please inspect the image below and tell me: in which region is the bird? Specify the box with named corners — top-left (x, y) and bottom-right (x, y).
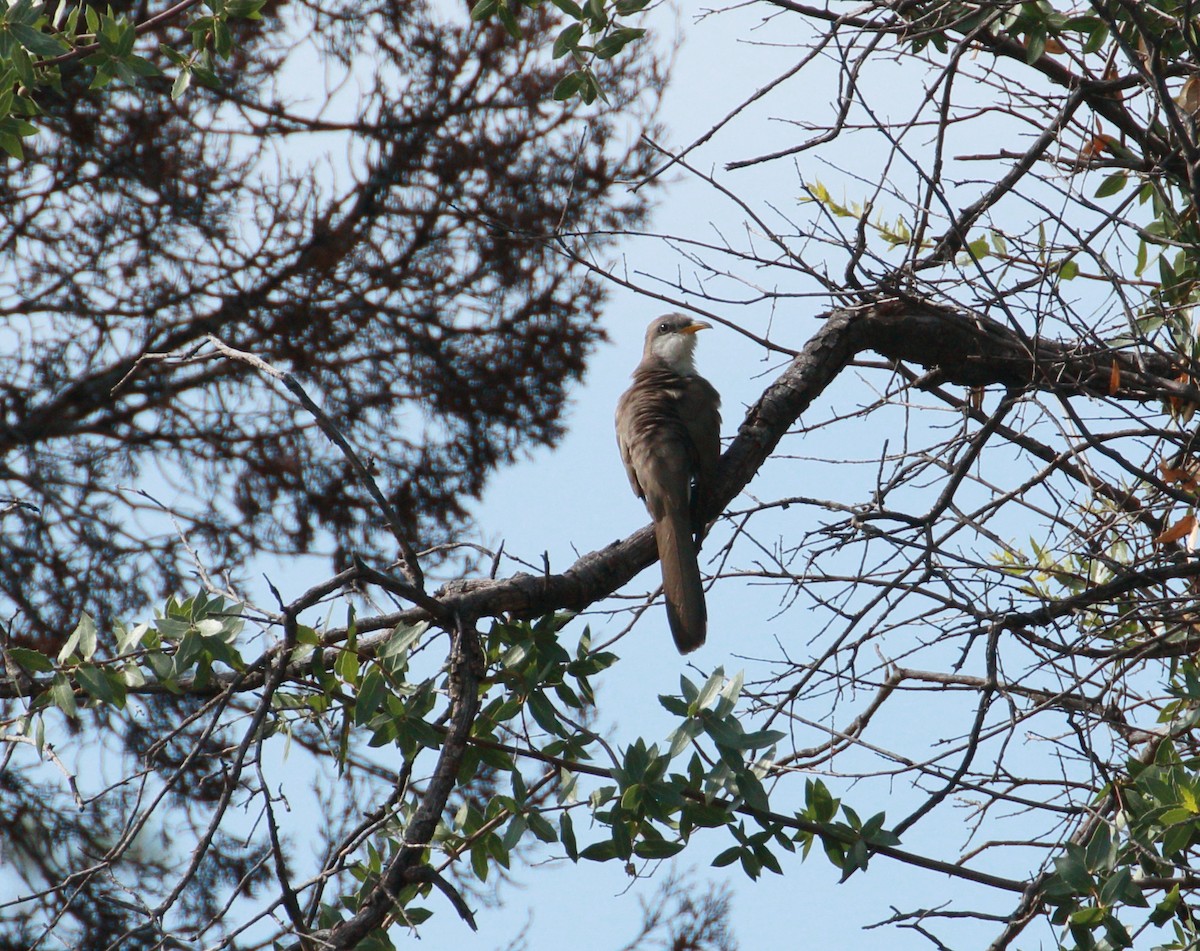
top-left (615, 313), bottom-right (722, 653)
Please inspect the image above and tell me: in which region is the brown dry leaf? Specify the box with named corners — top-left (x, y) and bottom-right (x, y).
top-left (1178, 76), bottom-right (1200, 117)
top-left (1169, 371), bottom-right (1199, 423)
top-left (1156, 513), bottom-right (1197, 545)
top-left (1079, 133), bottom-right (1116, 161)
top-left (1109, 360), bottom-right (1120, 394)
top-left (1103, 63), bottom-right (1125, 100)
top-left (1044, 37), bottom-right (1067, 55)
top-left (1161, 458), bottom-right (1200, 492)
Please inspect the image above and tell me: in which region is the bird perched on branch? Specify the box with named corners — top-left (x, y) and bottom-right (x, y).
top-left (615, 314), bottom-right (721, 653)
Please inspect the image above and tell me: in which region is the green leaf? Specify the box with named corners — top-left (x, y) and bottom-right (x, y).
top-left (192, 61), bottom-right (223, 88)
top-left (8, 647), bottom-right (53, 673)
top-left (619, 784), bottom-right (641, 811)
top-left (469, 0), bottom-right (499, 20)
top-left (528, 691), bottom-right (564, 735)
top-left (115, 21), bottom-right (135, 58)
top-left (681, 800), bottom-right (730, 829)
top-left (736, 769), bottom-right (769, 812)
top-left (49, 672), bottom-right (77, 718)
top-left (335, 634), bottom-right (359, 686)
top-left (1025, 26), bottom-right (1046, 63)
top-left (378, 621), bottom-right (425, 673)
top-left (1070, 905), bottom-right (1105, 927)
top-left (701, 711), bottom-right (745, 754)
top-left (114, 620), bottom-right (149, 654)
top-left (546, 0), bottom-right (584, 16)
top-left (500, 642), bottom-right (528, 669)
top-left (553, 21), bottom-right (584, 58)
top-left (1150, 885), bottom-right (1181, 926)
top-left (611, 818), bottom-right (632, 859)
top-left (59, 612), bottom-right (97, 664)
top-left (495, 2), bottom-right (521, 39)
top-left (717, 670), bottom-right (744, 712)
top-left (227, 0), bottom-right (266, 18)
top-left (594, 26), bottom-right (643, 59)
top-left (695, 668), bottom-right (725, 712)
top-left (0, 130), bottom-right (24, 160)
top-left (1082, 21), bottom-right (1108, 54)
top-left (739, 849), bottom-right (762, 879)
top-left (734, 728), bottom-right (786, 750)
top-left (840, 839), bottom-right (869, 878)
top-left (666, 718), bottom-right (700, 759)
top-left (354, 666), bottom-right (387, 725)
top-left (527, 812), bottom-right (558, 844)
top-left (711, 845), bottom-right (741, 867)
top-left (155, 615), bottom-right (192, 641)
top-left (1104, 914), bottom-right (1132, 948)
top-left (586, 0), bottom-right (607, 28)
top-left (1095, 172), bottom-right (1127, 198)
top-left (560, 811), bottom-right (578, 860)
top-left (173, 629), bottom-right (205, 671)
top-left (634, 838), bottom-right (684, 859)
top-left (753, 840), bottom-right (783, 875)
top-left (470, 841), bottom-right (490, 881)
top-left (552, 69), bottom-right (586, 101)
top-left (501, 815), bottom-right (527, 853)
top-left (1134, 240), bottom-right (1150, 275)
top-left (1053, 844), bottom-right (1094, 894)
top-left (171, 68), bottom-right (192, 100)
top-left (11, 23), bottom-right (68, 57)
top-left (1100, 867), bottom-right (1147, 908)
top-left (212, 20), bottom-right (232, 58)
top-left (1084, 824), bottom-right (1114, 872)
top-left (965, 237), bottom-right (990, 260)
top-left (76, 663), bottom-right (126, 707)
top-left (146, 650), bottom-right (178, 686)
top-left (579, 840), bottom-right (619, 862)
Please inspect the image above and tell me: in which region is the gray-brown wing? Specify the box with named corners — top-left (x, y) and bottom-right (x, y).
top-left (615, 386), bottom-right (646, 500)
top-left (679, 375), bottom-right (721, 513)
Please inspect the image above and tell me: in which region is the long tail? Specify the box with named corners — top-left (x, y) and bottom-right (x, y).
top-left (655, 505), bottom-right (707, 653)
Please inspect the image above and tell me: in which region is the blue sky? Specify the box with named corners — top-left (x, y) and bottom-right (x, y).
top-left (6, 3), bottom-right (1141, 947)
top-left (432, 5), bottom-right (1040, 950)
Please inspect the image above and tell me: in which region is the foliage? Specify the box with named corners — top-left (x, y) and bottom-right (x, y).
top-left (18, 0), bottom-right (1200, 949)
top-left (0, 0), bottom-right (655, 146)
top-left (0, 0), bottom-right (660, 638)
top-left (0, 0), bottom-right (265, 157)
top-left (3, 593), bottom-right (898, 946)
top-left (0, 1), bottom-right (665, 942)
top-left (469, 0), bottom-right (649, 105)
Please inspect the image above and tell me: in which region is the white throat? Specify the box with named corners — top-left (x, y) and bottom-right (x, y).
top-left (651, 332), bottom-right (698, 375)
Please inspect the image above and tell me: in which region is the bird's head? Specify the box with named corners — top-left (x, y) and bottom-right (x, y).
top-left (643, 313), bottom-right (711, 374)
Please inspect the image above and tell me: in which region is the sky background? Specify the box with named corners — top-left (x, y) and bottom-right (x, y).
top-left (416, 5), bottom-right (1028, 950)
top-left (1, 3), bottom-right (1101, 948)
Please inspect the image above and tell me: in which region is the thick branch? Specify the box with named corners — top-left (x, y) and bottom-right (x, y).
top-left (9, 299), bottom-right (1192, 703)
top-left (312, 619), bottom-right (482, 947)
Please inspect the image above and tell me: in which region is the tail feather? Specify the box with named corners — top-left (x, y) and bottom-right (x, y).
top-left (655, 506), bottom-right (706, 653)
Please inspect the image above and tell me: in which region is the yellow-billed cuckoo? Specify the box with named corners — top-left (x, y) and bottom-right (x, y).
top-left (615, 314), bottom-right (721, 653)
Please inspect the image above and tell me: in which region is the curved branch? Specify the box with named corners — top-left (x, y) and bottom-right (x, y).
top-left (312, 617), bottom-right (482, 947)
top-left (8, 298), bottom-right (1193, 705)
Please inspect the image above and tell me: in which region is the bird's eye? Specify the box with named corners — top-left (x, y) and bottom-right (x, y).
top-left (658, 322), bottom-right (670, 334)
